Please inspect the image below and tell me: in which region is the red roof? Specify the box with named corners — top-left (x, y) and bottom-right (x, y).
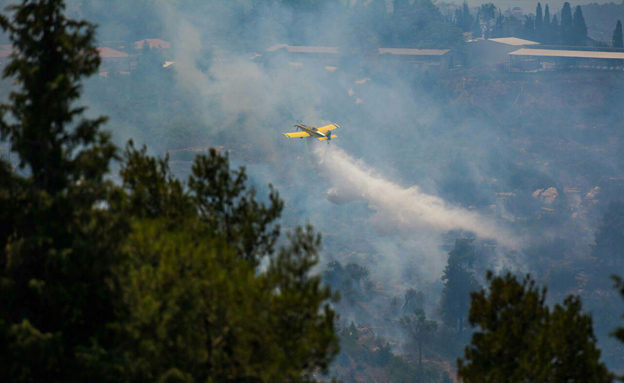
top-left (135, 39), bottom-right (171, 50)
top-left (97, 47), bottom-right (129, 59)
top-left (0, 50), bottom-right (11, 58)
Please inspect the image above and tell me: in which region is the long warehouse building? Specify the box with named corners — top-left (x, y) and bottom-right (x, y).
top-left (509, 48), bottom-right (624, 71)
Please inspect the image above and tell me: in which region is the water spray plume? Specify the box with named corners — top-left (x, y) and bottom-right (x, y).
top-left (312, 143), bottom-right (517, 247)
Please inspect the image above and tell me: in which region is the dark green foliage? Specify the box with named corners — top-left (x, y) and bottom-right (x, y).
top-left (117, 219), bottom-right (338, 383)
top-left (0, 1), bottom-right (339, 382)
top-left (440, 238), bottom-right (480, 335)
top-left (472, 14), bottom-right (481, 38)
top-left (0, 1), bottom-right (124, 381)
top-left (458, 272), bottom-right (612, 383)
top-left (573, 5), bottom-right (588, 46)
top-left (551, 14), bottom-right (560, 43)
top-left (613, 20), bottom-right (623, 48)
top-left (612, 275), bottom-right (624, 381)
top-left (121, 142), bottom-right (195, 221)
top-left (322, 261), bottom-right (373, 305)
top-left (544, 4), bottom-right (551, 29)
top-left (543, 4), bottom-right (551, 43)
top-left (592, 201), bottom-right (624, 269)
top-left (389, 0), bottom-right (463, 48)
top-left (535, 3), bottom-right (543, 33)
top-left (0, 0), bottom-right (113, 192)
top-left (189, 148), bottom-right (283, 266)
top-left (455, 1), bottom-right (473, 33)
top-left (561, 2), bottom-right (574, 45)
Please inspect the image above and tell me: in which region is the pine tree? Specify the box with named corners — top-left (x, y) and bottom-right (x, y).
top-left (561, 2), bottom-right (573, 45)
top-left (0, 1), bottom-right (340, 382)
top-left (458, 272), bottom-right (613, 382)
top-left (401, 309), bottom-right (438, 382)
top-left (552, 14), bottom-right (560, 44)
top-left (472, 14), bottom-right (481, 38)
top-left (614, 20), bottom-right (623, 48)
top-left (535, 3), bottom-right (543, 35)
top-left (0, 0), bottom-right (123, 381)
top-left (613, 274), bottom-right (624, 383)
top-left (440, 238), bottom-right (480, 335)
top-left (544, 4), bottom-right (551, 42)
top-left (524, 15), bottom-right (535, 40)
top-left (461, 1), bottom-right (473, 32)
top-left (572, 5), bottom-right (587, 46)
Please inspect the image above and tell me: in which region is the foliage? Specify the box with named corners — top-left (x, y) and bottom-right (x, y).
top-left (440, 238), bottom-right (480, 335)
top-left (322, 261), bottom-right (374, 305)
top-left (116, 219), bottom-right (338, 383)
top-left (458, 271), bottom-right (613, 383)
top-left (572, 5), bottom-right (588, 46)
top-left (612, 275), bottom-right (624, 381)
top-left (454, 1), bottom-right (473, 33)
top-left (401, 308), bottom-right (438, 382)
top-left (336, 322), bottom-right (443, 383)
top-left (488, 1), bottom-right (588, 46)
top-left (561, 2), bottom-right (574, 45)
top-left (613, 20), bottom-right (623, 48)
top-left (0, 1), bottom-right (339, 382)
top-left (0, 1), bottom-right (124, 381)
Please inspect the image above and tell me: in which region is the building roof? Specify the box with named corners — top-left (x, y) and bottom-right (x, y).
top-left (489, 37), bottom-right (540, 46)
top-left (267, 44), bottom-right (288, 52)
top-left (135, 39), bottom-right (171, 50)
top-left (379, 48), bottom-right (450, 56)
top-left (266, 44), bottom-right (339, 54)
top-left (0, 50), bottom-right (11, 58)
top-left (97, 47), bottom-right (129, 59)
top-left (510, 48), bottom-right (624, 60)
top-left (287, 46), bottom-right (338, 53)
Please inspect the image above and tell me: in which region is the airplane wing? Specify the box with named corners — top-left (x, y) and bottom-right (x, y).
top-left (318, 134), bottom-right (337, 141)
top-left (283, 132), bottom-right (311, 138)
top-left (317, 123), bottom-right (340, 133)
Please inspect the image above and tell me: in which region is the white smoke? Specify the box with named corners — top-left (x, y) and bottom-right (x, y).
top-left (312, 142), bottom-right (516, 246)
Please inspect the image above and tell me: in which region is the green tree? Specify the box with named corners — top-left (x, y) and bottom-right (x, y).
top-left (458, 271), bottom-right (612, 383)
top-left (612, 275), bottom-right (624, 382)
top-left (117, 218), bottom-right (338, 383)
top-left (0, 1), bottom-right (124, 381)
top-left (592, 201), bottom-right (624, 269)
top-left (552, 14), bottom-right (560, 43)
top-left (561, 2), bottom-right (573, 45)
top-left (613, 20), bottom-right (623, 48)
top-left (535, 3), bottom-right (543, 35)
top-left (543, 4), bottom-right (551, 42)
top-left (455, 1), bottom-right (473, 33)
top-left (478, 2), bottom-right (496, 37)
top-left (472, 14), bottom-right (481, 38)
top-left (0, 1), bottom-right (340, 382)
top-left (117, 141), bottom-right (339, 383)
top-left (572, 5), bottom-right (587, 46)
top-left (400, 309), bottom-right (438, 383)
top-left (440, 238), bottom-right (480, 335)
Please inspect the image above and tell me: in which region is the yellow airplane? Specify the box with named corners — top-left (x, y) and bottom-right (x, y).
top-left (283, 123), bottom-right (339, 141)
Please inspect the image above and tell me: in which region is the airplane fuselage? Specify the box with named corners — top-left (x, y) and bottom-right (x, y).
top-left (296, 124), bottom-right (330, 139)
